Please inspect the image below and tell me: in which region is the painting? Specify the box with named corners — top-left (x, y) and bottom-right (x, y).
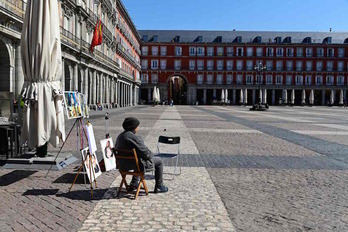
top-left (86, 123), bottom-right (97, 154)
top-left (100, 138), bottom-right (116, 171)
top-left (81, 147), bottom-right (102, 182)
top-left (79, 93), bottom-right (89, 118)
top-left (63, 91), bottom-right (82, 119)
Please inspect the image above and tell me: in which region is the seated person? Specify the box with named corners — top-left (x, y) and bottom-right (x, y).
top-left (115, 117), bottom-right (168, 193)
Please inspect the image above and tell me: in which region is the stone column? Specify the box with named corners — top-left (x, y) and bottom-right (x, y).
top-left (15, 43), bottom-right (24, 96)
top-left (61, 58), bottom-right (65, 91)
top-left (233, 89), bottom-right (236, 105)
top-left (203, 89), bottom-right (207, 105)
top-left (213, 89), bottom-right (216, 99)
top-left (84, 68), bottom-right (88, 102)
top-left (148, 87), bottom-right (151, 103)
top-left (193, 88), bottom-right (197, 105)
top-left (93, 71), bottom-right (97, 104)
top-left (130, 84), bottom-right (133, 106)
top-left (322, 90), bottom-right (326, 106)
top-left (272, 89), bottom-right (276, 105)
top-left (252, 89), bottom-right (256, 105)
top-left (73, 64), bottom-right (78, 91)
top-left (99, 73), bottom-right (103, 104)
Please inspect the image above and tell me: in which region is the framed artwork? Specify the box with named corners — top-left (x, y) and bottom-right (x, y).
top-left (63, 91), bottom-right (82, 119)
top-left (86, 123), bottom-right (97, 154)
top-left (79, 93), bottom-right (89, 118)
top-left (81, 147), bottom-right (102, 182)
top-left (100, 138), bottom-right (116, 171)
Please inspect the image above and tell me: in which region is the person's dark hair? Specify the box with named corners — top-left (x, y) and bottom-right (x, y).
top-left (122, 117), bottom-right (140, 131)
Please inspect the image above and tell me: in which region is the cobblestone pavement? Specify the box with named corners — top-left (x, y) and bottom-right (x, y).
top-left (2, 105), bottom-right (348, 231)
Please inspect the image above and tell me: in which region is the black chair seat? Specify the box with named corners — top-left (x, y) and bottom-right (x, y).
top-left (155, 153), bottom-right (178, 158)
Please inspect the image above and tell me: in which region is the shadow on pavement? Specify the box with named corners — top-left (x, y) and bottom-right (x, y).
top-left (56, 188), bottom-right (111, 201)
top-left (53, 173), bottom-right (87, 184)
top-left (0, 170), bottom-right (37, 186)
top-left (23, 189), bottom-right (59, 196)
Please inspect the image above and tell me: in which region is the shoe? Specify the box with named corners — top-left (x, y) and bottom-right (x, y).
top-left (127, 184), bottom-right (138, 192)
top-left (154, 184), bottom-right (168, 193)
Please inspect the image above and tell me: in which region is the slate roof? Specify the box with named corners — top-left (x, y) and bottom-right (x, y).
top-left (139, 30), bottom-right (348, 44)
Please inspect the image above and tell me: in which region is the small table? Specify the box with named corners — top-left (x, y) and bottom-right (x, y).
top-left (0, 122), bottom-right (21, 159)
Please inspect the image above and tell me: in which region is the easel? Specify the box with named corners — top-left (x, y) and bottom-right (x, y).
top-left (45, 117), bottom-right (98, 199)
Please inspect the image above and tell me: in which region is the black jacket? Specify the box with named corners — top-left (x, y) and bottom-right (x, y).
top-left (115, 131), bottom-right (154, 172)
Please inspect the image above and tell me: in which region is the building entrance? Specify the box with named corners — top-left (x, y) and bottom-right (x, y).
top-left (168, 75), bottom-right (187, 105)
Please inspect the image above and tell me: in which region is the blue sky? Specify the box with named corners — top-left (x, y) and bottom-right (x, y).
top-left (122, 0), bottom-right (348, 32)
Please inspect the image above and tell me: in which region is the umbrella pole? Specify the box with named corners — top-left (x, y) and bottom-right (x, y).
top-left (45, 118), bottom-right (79, 178)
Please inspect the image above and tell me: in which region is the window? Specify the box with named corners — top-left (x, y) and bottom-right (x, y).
top-left (246, 75), bottom-right (253, 84)
top-left (160, 46), bottom-right (167, 56)
top-left (152, 46), bottom-right (158, 56)
top-left (141, 74), bottom-right (148, 83)
top-left (338, 48), bottom-right (345, 58)
top-left (317, 48), bottom-right (324, 57)
top-left (296, 47), bottom-right (303, 57)
top-left (197, 74), bottom-right (204, 84)
top-left (296, 75), bottom-right (303, 85)
top-left (306, 48), bottom-right (313, 57)
top-left (266, 60), bottom-right (273, 71)
top-left (246, 60), bottom-right (253, 71)
top-left (142, 46), bottom-right (148, 56)
top-left (266, 75), bottom-right (273, 85)
top-left (175, 46), bottom-right (182, 56)
top-left (316, 61), bottom-right (323, 71)
top-left (226, 60), bottom-right (233, 71)
top-left (174, 60), bottom-right (181, 70)
top-left (151, 60), bottom-right (158, 69)
top-left (207, 47), bottom-right (214, 56)
top-left (207, 60), bottom-right (214, 70)
top-left (236, 47), bottom-right (243, 56)
top-left (207, 74), bottom-right (213, 84)
top-left (226, 75), bottom-right (233, 84)
top-left (236, 60), bottom-right (243, 70)
top-left (286, 61), bottom-right (293, 71)
top-left (189, 60), bottom-right (195, 70)
top-left (286, 75), bottom-right (292, 85)
top-left (315, 76), bottom-right (323, 85)
top-left (141, 60), bottom-right (148, 69)
top-left (256, 75), bottom-right (262, 84)
top-left (276, 75), bottom-right (283, 85)
top-left (189, 47), bottom-right (196, 56)
top-left (256, 47), bottom-right (263, 57)
top-left (286, 48), bottom-right (294, 57)
top-left (217, 60), bottom-right (224, 70)
top-left (305, 75), bottom-right (312, 85)
top-left (338, 61), bottom-right (344, 71)
top-left (217, 47), bottom-right (224, 56)
top-left (197, 47), bottom-right (205, 56)
top-left (276, 61), bottom-right (283, 71)
top-left (306, 61), bottom-right (312, 71)
top-left (327, 61), bottom-right (333, 71)
top-left (326, 76), bottom-right (333, 85)
top-left (160, 60), bottom-right (166, 70)
top-left (296, 61), bottom-right (303, 71)
top-left (237, 75), bottom-right (243, 84)
top-left (227, 47), bottom-right (233, 56)
top-left (197, 60), bottom-right (204, 70)
top-left (337, 76), bottom-right (344, 85)
top-left (266, 48), bottom-right (274, 57)
top-left (327, 48), bottom-right (335, 57)
top-left (216, 74), bottom-right (223, 84)
top-left (246, 47), bottom-right (253, 57)
top-left (276, 48), bottom-right (283, 57)
top-left (151, 74), bottom-right (158, 84)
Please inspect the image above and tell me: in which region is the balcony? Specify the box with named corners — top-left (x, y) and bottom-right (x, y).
top-left (0, 0), bottom-right (26, 20)
top-left (103, 25), bottom-right (112, 40)
top-left (87, 7), bottom-right (97, 24)
top-left (117, 42), bottom-right (140, 69)
top-left (101, 0), bottom-right (112, 12)
top-left (60, 26), bottom-right (80, 50)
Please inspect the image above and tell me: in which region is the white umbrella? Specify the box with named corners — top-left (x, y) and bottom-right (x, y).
top-left (302, 89), bottom-right (306, 105)
top-left (291, 89), bottom-right (295, 105)
top-left (330, 90), bottom-right (334, 105)
top-left (244, 89), bottom-right (248, 104)
top-left (225, 89), bottom-right (228, 103)
top-left (283, 89), bottom-right (287, 104)
top-left (239, 89), bottom-right (244, 104)
top-left (152, 86), bottom-right (157, 102)
top-left (221, 89), bottom-right (225, 103)
top-left (156, 87), bottom-right (160, 102)
top-left (339, 89), bottom-right (344, 105)
top-left (309, 89), bottom-right (314, 105)
top-left (20, 0), bottom-right (65, 148)
top-left (263, 89), bottom-right (267, 104)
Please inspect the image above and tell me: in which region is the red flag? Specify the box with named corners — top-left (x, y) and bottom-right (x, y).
top-left (90, 19), bottom-right (103, 52)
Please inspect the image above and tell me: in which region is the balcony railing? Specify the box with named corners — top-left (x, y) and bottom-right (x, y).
top-left (87, 7), bottom-right (97, 23)
top-left (101, 0), bottom-right (112, 12)
top-left (60, 26), bottom-right (80, 50)
top-left (0, 0), bottom-right (26, 20)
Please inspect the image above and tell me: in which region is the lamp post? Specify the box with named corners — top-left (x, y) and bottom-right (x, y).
top-left (250, 61), bottom-right (268, 111)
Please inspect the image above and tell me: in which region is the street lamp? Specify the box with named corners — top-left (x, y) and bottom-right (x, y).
top-left (250, 61), bottom-right (268, 111)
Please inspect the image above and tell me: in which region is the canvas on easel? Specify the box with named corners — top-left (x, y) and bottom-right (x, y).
top-left (63, 91), bottom-right (82, 119)
top-left (100, 138), bottom-right (116, 171)
top-left (81, 147), bottom-right (102, 182)
top-left (85, 122), bottom-right (97, 154)
top-left (79, 93), bottom-right (89, 118)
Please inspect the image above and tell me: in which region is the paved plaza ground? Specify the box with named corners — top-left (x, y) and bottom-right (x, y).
top-left (1, 105), bottom-right (348, 231)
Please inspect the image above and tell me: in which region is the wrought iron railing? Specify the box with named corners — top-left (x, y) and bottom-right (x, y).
top-left (0, 0), bottom-right (26, 19)
top-left (60, 26), bottom-right (80, 49)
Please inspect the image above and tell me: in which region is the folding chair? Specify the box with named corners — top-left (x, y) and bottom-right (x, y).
top-left (114, 148), bottom-right (148, 200)
top-left (155, 136), bottom-right (181, 180)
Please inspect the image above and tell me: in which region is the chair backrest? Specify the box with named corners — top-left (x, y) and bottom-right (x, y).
top-left (113, 148), bottom-right (141, 173)
top-left (157, 136), bottom-right (181, 154)
top-left (158, 136), bottom-right (180, 144)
